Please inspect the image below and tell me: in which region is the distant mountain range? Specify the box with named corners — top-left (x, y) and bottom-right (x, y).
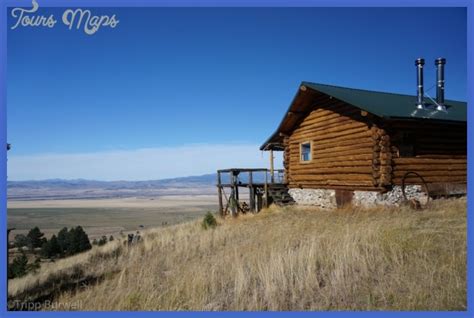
top-left (7, 172), bottom-right (277, 201)
top-left (8, 174), bottom-right (217, 190)
top-left (7, 174), bottom-right (218, 200)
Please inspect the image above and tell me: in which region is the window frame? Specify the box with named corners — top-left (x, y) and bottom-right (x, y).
top-left (299, 141), bottom-right (313, 163)
top-left (394, 132), bottom-right (417, 158)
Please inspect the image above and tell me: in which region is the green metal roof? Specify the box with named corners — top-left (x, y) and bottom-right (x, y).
top-left (303, 82), bottom-right (467, 122)
top-left (260, 82), bottom-right (467, 150)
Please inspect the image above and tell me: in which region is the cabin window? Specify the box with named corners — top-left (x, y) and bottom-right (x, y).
top-left (300, 142), bottom-right (312, 162)
top-left (396, 132), bottom-right (416, 157)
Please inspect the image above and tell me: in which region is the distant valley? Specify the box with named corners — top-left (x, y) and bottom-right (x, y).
top-left (8, 174), bottom-right (219, 200)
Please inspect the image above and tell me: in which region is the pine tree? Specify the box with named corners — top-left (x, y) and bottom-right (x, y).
top-left (75, 226), bottom-right (92, 252)
top-left (10, 252), bottom-right (28, 278)
top-left (41, 240), bottom-right (52, 258)
top-left (67, 227), bottom-right (79, 255)
top-left (14, 234), bottom-right (29, 249)
top-left (41, 235), bottom-right (61, 258)
top-left (49, 235), bottom-right (62, 256)
top-left (26, 227), bottom-right (46, 250)
top-left (57, 227), bottom-right (69, 255)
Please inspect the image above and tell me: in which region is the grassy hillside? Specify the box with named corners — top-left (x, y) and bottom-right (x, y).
top-left (8, 198), bottom-right (466, 311)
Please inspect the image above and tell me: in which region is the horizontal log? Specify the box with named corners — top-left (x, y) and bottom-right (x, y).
top-left (393, 158), bottom-right (467, 165)
top-left (289, 144), bottom-right (373, 154)
top-left (291, 123), bottom-right (370, 141)
top-left (295, 153), bottom-right (375, 163)
top-left (293, 122), bottom-right (369, 140)
top-left (290, 174), bottom-right (374, 182)
top-left (297, 108), bottom-right (363, 127)
top-left (288, 154), bottom-right (376, 165)
top-left (289, 179), bottom-right (376, 186)
top-left (289, 166), bottom-right (373, 175)
top-left (393, 164), bottom-right (466, 171)
top-left (314, 141), bottom-right (375, 156)
top-left (294, 118), bottom-right (363, 136)
top-left (289, 160), bottom-right (373, 170)
top-left (393, 170), bottom-right (465, 178)
top-left (290, 137), bottom-right (375, 149)
top-left (393, 176), bottom-right (466, 184)
top-left (296, 109), bottom-right (359, 129)
top-left (289, 148), bottom-right (373, 161)
top-left (298, 104), bottom-right (362, 123)
top-left (410, 154), bottom-right (466, 159)
top-left (288, 183), bottom-right (384, 191)
top-left (290, 129), bottom-right (373, 146)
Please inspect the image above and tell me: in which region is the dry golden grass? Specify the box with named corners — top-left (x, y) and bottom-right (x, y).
top-left (8, 198), bottom-right (466, 311)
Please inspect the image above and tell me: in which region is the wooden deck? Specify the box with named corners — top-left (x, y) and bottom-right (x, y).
top-left (216, 168), bottom-right (286, 216)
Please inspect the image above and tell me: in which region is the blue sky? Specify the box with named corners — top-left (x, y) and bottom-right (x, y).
top-left (7, 7), bottom-right (467, 180)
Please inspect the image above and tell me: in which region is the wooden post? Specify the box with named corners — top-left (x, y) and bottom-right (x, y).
top-left (270, 149), bottom-right (275, 184)
top-left (264, 170), bottom-right (269, 208)
top-left (249, 171), bottom-right (255, 212)
top-left (234, 171), bottom-right (240, 202)
top-left (230, 172), bottom-right (237, 217)
top-left (217, 171), bottom-right (223, 216)
top-left (256, 192), bottom-right (263, 212)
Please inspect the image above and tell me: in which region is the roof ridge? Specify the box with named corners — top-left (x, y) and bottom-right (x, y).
top-left (301, 81), bottom-right (466, 103)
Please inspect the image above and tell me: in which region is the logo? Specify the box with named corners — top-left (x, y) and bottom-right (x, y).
top-left (11, 0), bottom-right (119, 35)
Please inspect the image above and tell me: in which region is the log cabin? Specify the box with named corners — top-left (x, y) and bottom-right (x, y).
top-left (260, 58), bottom-right (467, 207)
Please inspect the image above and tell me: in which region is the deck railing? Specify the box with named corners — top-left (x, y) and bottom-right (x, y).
top-left (216, 168), bottom-right (285, 216)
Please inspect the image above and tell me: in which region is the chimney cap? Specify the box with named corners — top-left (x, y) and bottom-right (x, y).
top-left (415, 58), bottom-right (425, 65)
top-left (435, 57), bottom-right (446, 65)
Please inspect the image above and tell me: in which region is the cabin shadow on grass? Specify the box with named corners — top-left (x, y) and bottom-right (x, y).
top-left (8, 197), bottom-right (466, 311)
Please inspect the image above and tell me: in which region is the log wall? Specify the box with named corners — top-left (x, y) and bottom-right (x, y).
top-left (286, 104), bottom-right (382, 191)
top-left (284, 103), bottom-right (466, 191)
top-left (388, 120), bottom-right (467, 185)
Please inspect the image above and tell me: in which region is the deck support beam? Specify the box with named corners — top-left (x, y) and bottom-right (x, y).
top-left (249, 171), bottom-right (255, 212)
top-left (270, 150), bottom-right (275, 183)
top-left (217, 171), bottom-right (224, 216)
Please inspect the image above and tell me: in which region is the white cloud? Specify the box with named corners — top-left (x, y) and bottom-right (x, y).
top-left (7, 144), bottom-right (283, 181)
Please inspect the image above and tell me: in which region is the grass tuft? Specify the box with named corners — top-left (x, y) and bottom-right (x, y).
top-left (201, 212), bottom-right (218, 230)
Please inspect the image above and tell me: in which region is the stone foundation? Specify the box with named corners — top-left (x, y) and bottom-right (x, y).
top-left (353, 185), bottom-right (428, 207)
top-left (288, 185), bottom-right (428, 209)
top-left (288, 189), bottom-right (337, 209)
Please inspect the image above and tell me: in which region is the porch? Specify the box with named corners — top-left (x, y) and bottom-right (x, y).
top-left (216, 168), bottom-right (294, 216)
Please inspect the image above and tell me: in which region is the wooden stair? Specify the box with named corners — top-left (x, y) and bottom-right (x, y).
top-left (268, 184), bottom-right (296, 206)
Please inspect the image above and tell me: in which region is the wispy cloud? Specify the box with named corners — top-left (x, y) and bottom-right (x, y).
top-left (8, 144), bottom-right (283, 181)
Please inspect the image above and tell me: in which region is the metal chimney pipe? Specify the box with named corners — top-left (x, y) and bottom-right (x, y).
top-left (435, 58), bottom-right (446, 109)
top-left (415, 58), bottom-right (425, 109)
